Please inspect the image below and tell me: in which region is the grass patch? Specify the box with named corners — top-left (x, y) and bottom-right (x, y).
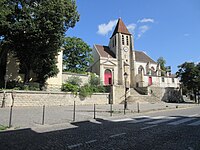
top-left (0, 125), bottom-right (8, 131)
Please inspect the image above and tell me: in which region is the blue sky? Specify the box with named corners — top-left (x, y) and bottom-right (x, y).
top-left (66, 0), bottom-right (200, 73)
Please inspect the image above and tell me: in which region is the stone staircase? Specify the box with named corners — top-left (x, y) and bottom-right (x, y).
top-left (126, 88), bottom-right (161, 104)
top-left (130, 88), bottom-right (142, 96)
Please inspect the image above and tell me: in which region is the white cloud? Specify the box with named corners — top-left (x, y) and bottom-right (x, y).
top-left (138, 25), bottom-right (150, 38)
top-left (138, 18), bottom-right (154, 23)
top-left (127, 23), bottom-right (137, 34)
top-left (97, 19), bottom-right (118, 36)
top-left (184, 33), bottom-right (190, 37)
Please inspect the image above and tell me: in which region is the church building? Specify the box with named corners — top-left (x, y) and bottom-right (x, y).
top-left (89, 18), bottom-right (179, 89)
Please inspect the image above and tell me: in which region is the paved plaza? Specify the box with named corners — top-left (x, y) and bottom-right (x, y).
top-left (0, 100), bottom-right (197, 130)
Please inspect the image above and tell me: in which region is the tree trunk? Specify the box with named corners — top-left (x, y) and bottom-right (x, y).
top-left (24, 65), bottom-right (31, 84)
top-left (0, 50), bottom-right (8, 88)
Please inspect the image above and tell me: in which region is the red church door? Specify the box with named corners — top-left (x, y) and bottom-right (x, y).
top-left (148, 77), bottom-right (152, 86)
top-left (104, 69), bottom-right (112, 85)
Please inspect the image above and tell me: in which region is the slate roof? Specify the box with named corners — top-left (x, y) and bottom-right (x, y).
top-left (111, 18), bottom-right (131, 38)
top-left (135, 51), bottom-right (157, 64)
top-left (95, 45), bottom-right (116, 58)
top-left (95, 45), bottom-right (157, 64)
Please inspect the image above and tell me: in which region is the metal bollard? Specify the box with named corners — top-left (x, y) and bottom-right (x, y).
top-left (42, 105), bottom-right (45, 125)
top-left (137, 102), bottom-right (140, 113)
top-left (1, 91), bottom-right (6, 108)
top-left (9, 105), bottom-right (13, 128)
top-left (124, 105), bottom-right (126, 115)
top-left (73, 101), bottom-right (76, 122)
top-left (110, 104), bottom-right (113, 117)
top-left (93, 104), bottom-right (96, 119)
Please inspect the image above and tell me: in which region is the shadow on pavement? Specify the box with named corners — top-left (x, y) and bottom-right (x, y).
top-left (0, 115), bottom-right (200, 150)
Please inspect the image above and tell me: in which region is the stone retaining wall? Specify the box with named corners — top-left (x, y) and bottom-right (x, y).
top-left (150, 87), bottom-right (183, 102)
top-left (0, 91), bottom-right (109, 107)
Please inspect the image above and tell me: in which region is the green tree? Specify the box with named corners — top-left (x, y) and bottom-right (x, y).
top-left (63, 37), bottom-right (93, 73)
top-left (0, 0), bottom-right (79, 87)
top-left (157, 57), bottom-right (166, 76)
top-left (176, 62), bottom-right (200, 102)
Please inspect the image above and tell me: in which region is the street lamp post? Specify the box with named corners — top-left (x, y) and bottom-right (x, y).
top-left (124, 72), bottom-right (128, 114)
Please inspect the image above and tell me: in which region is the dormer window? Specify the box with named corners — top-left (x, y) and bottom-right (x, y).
top-left (122, 35), bottom-right (124, 45)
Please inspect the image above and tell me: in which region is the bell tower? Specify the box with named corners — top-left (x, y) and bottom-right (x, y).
top-left (109, 18), bottom-right (134, 86)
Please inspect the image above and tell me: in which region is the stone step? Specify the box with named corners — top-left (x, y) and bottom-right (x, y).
top-left (130, 88), bottom-right (141, 96)
top-left (127, 95), bottom-right (160, 103)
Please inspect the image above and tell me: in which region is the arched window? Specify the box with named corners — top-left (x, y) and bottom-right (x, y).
top-left (138, 65), bottom-right (144, 74)
top-left (122, 35), bottom-right (124, 45)
top-left (104, 69), bottom-right (112, 85)
top-left (126, 36), bottom-right (129, 45)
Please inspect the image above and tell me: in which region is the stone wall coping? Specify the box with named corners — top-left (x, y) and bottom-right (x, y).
top-left (0, 90), bottom-right (109, 95)
top-left (62, 72), bottom-right (89, 77)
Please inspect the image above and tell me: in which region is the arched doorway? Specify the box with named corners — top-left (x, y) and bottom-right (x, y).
top-left (148, 76), bottom-right (152, 86)
top-left (104, 69), bottom-right (112, 85)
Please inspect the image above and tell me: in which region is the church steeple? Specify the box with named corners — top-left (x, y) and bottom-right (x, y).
top-left (111, 18), bottom-right (131, 38)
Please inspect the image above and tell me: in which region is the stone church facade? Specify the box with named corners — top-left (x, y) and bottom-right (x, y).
top-left (89, 18), bottom-right (179, 89)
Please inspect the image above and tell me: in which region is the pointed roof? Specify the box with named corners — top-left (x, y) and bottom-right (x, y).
top-left (111, 18), bottom-right (131, 38)
top-left (95, 45), bottom-right (116, 58)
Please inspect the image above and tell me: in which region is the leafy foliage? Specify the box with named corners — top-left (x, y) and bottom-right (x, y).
top-left (6, 81), bottom-right (40, 91)
top-left (176, 62), bottom-right (200, 102)
top-left (157, 57), bottom-right (166, 76)
top-left (79, 84), bottom-right (93, 98)
top-left (61, 83), bottom-right (79, 94)
top-left (61, 76), bottom-right (82, 95)
top-left (0, 0), bottom-right (79, 87)
top-left (62, 74), bottom-right (105, 98)
top-left (89, 73), bottom-right (101, 85)
top-left (67, 76), bottom-right (82, 86)
top-left (157, 57), bottom-right (166, 70)
top-left (63, 37), bottom-right (93, 73)
top-left (79, 74), bottom-right (105, 98)
top-left (0, 124), bottom-right (8, 131)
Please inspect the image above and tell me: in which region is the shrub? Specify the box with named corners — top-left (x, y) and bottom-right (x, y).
top-left (89, 73), bottom-right (100, 86)
top-left (62, 83), bottom-right (79, 94)
top-left (27, 83), bottom-right (40, 91)
top-left (62, 74), bottom-right (105, 98)
top-left (90, 85), bottom-right (105, 93)
top-left (6, 81), bottom-right (40, 91)
top-left (62, 76), bottom-right (82, 95)
top-left (67, 76), bottom-right (82, 86)
top-left (6, 81), bottom-right (18, 89)
top-left (79, 84), bottom-right (93, 98)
